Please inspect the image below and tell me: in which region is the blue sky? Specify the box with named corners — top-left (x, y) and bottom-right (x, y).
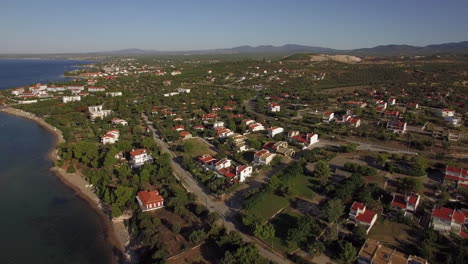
top-left (1, 0), bottom-right (467, 53)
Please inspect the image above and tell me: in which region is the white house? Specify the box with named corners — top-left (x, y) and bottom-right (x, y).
top-left (111, 118), bottom-right (128, 126)
top-left (171, 70), bottom-right (182, 76)
top-left (248, 123), bottom-right (265, 132)
top-left (11, 87), bottom-right (24, 95)
top-left (106, 92), bottom-right (122, 97)
top-left (213, 121), bottom-right (225, 129)
top-left (243, 119), bottom-right (256, 126)
top-left (437, 108), bottom-right (455, 117)
top-left (136, 190), bottom-right (164, 212)
top-left (322, 112), bottom-right (334, 123)
top-left (236, 165), bottom-right (253, 182)
top-left (129, 148), bottom-right (154, 168)
top-left (177, 88), bottom-right (191, 93)
top-left (268, 103), bottom-right (281, 112)
top-left (290, 132), bottom-right (319, 149)
top-left (88, 86), bottom-right (106, 92)
top-left (88, 105), bottom-right (112, 120)
top-left (62, 95), bottom-right (81, 103)
top-left (391, 193), bottom-right (420, 216)
top-left (214, 158), bottom-right (232, 171)
top-left (216, 128), bottom-right (234, 138)
top-left (388, 98), bottom-right (396, 105)
top-left (349, 201), bottom-right (378, 234)
top-left (101, 130), bottom-right (120, 144)
top-left (268, 126), bottom-right (284, 138)
top-left (254, 150), bottom-right (276, 165)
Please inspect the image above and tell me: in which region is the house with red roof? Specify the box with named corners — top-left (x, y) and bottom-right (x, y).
top-left (11, 87), bottom-right (24, 96)
top-left (444, 166), bottom-right (468, 189)
top-left (224, 105), bottom-right (235, 111)
top-left (336, 115), bottom-right (352, 123)
top-left (431, 206), bottom-right (468, 236)
top-left (136, 190), bottom-right (164, 212)
top-left (194, 125), bottom-right (205, 131)
top-left (248, 123), bottom-right (265, 132)
top-left (289, 132), bottom-right (319, 149)
top-left (268, 102), bottom-right (281, 112)
top-left (88, 86), bottom-right (106, 92)
top-left (172, 125), bottom-right (185, 131)
top-left (348, 118), bottom-right (361, 128)
top-left (388, 98), bottom-right (396, 105)
top-left (214, 158), bottom-right (232, 171)
top-left (387, 120), bottom-right (407, 134)
top-left (201, 113), bottom-right (217, 120)
top-left (407, 103), bottom-right (419, 109)
top-left (111, 118), bottom-right (128, 126)
top-left (101, 130), bottom-right (120, 144)
top-left (322, 112), bottom-right (335, 123)
top-left (198, 154), bottom-right (217, 170)
top-left (179, 131), bottom-right (192, 140)
top-left (384, 110), bottom-right (400, 119)
top-left (173, 116), bottom-right (183, 122)
top-left (349, 201), bottom-right (378, 233)
top-left (391, 193), bottom-right (420, 215)
top-left (129, 148), bottom-right (153, 168)
top-left (436, 108), bottom-right (455, 117)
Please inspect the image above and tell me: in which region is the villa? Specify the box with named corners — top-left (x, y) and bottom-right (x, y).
top-left (129, 148), bottom-right (153, 168)
top-left (136, 190), bottom-right (164, 212)
top-left (349, 201), bottom-right (378, 233)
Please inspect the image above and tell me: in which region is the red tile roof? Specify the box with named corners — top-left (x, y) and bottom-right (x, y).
top-left (180, 131), bottom-right (191, 137)
top-left (130, 148), bottom-right (147, 157)
top-left (432, 207), bottom-right (453, 221)
top-left (137, 190), bottom-right (164, 205)
top-left (355, 209), bottom-right (377, 224)
top-left (351, 201), bottom-right (366, 211)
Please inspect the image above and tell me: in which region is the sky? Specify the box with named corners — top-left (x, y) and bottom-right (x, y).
top-left (1, 0), bottom-right (467, 54)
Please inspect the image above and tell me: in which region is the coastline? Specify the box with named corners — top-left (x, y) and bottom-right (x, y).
top-left (0, 106), bottom-right (130, 264)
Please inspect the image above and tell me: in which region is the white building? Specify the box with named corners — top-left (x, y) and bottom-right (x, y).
top-left (136, 190), bottom-right (164, 212)
top-left (213, 121), bottom-right (225, 129)
top-left (254, 150), bottom-right (276, 165)
top-left (437, 108), bottom-right (455, 117)
top-left (129, 148), bottom-right (154, 168)
top-left (62, 95), bottom-right (81, 103)
top-left (11, 87), bottom-right (24, 96)
top-left (322, 112), bottom-right (334, 123)
top-left (214, 158), bottom-right (232, 171)
top-left (268, 103), bottom-right (281, 112)
top-left (88, 105), bottom-right (112, 120)
top-left (111, 118), bottom-right (128, 126)
top-left (236, 165), bottom-right (253, 182)
top-left (248, 123), bottom-right (265, 132)
top-left (268, 126), bottom-right (284, 138)
top-left (106, 92), bottom-right (122, 97)
top-left (177, 88), bottom-right (191, 93)
top-left (101, 130), bottom-right (120, 144)
top-left (349, 201), bottom-right (378, 234)
top-left (386, 120), bottom-right (407, 134)
top-left (88, 87), bottom-right (106, 92)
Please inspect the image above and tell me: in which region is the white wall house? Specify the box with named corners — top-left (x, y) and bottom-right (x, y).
top-left (129, 148), bottom-right (154, 168)
top-left (236, 165), bottom-right (253, 182)
top-left (268, 126), bottom-right (284, 138)
top-left (88, 105), bottom-right (112, 120)
top-left (62, 95), bottom-right (81, 103)
top-left (254, 150), bottom-right (276, 165)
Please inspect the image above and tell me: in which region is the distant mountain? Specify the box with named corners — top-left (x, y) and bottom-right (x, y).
top-left (350, 41), bottom-right (468, 56)
top-left (2, 41), bottom-right (468, 57)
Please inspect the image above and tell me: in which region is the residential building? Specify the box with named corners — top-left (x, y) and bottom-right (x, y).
top-left (386, 120), bottom-right (407, 134)
top-left (349, 201), bottom-right (378, 233)
top-left (198, 154), bottom-right (217, 170)
top-left (347, 101), bottom-right (367, 108)
top-left (111, 118), bottom-right (128, 126)
top-left (407, 103), bottom-right (419, 109)
top-left (129, 148), bottom-right (153, 168)
top-left (236, 165), bottom-right (253, 182)
top-left (349, 118), bottom-right (361, 128)
top-left (431, 206), bottom-right (468, 236)
top-left (254, 150), bottom-right (276, 165)
top-left (249, 123), bottom-right (265, 132)
top-left (213, 121), bottom-right (224, 129)
top-left (101, 130), bottom-right (120, 144)
top-left (336, 114), bottom-right (352, 123)
top-left (243, 119), bottom-right (256, 126)
top-left (290, 133), bottom-right (319, 149)
top-left (177, 88), bottom-right (190, 93)
top-left (268, 103), bottom-right (281, 112)
top-left (388, 98), bottom-right (396, 105)
top-left (106, 92), bottom-right (122, 97)
top-left (172, 125), bottom-right (185, 131)
top-left (214, 158), bottom-right (232, 171)
top-left (358, 239), bottom-right (428, 264)
top-left (384, 110), bottom-right (400, 119)
top-left (216, 128), bottom-right (233, 138)
top-left (322, 112), bottom-right (334, 123)
top-left (136, 190), bottom-right (164, 212)
top-left (88, 86), bottom-right (106, 92)
top-left (391, 193), bottom-right (420, 215)
top-left (88, 105), bottom-right (112, 120)
top-left (268, 126), bottom-right (284, 138)
top-left (62, 95), bottom-right (81, 103)
top-left (436, 108), bottom-right (455, 117)
top-left (444, 166), bottom-right (468, 189)
top-left (179, 131), bottom-right (192, 140)
top-left (171, 70), bottom-right (182, 76)
top-left (11, 87), bottom-right (24, 95)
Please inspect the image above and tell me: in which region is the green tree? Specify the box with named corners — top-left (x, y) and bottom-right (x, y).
top-left (315, 160), bottom-right (331, 185)
top-left (254, 223), bottom-right (275, 240)
top-left (337, 242), bottom-right (358, 264)
top-left (113, 186), bottom-right (134, 207)
top-left (324, 199), bottom-right (344, 224)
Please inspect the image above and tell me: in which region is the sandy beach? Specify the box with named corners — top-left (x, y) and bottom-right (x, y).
top-left (0, 106), bottom-right (131, 264)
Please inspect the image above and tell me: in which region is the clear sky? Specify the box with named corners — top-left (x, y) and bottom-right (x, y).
top-left (1, 0), bottom-right (467, 54)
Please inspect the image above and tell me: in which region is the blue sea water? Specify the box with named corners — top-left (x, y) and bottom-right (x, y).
top-left (0, 59), bottom-right (95, 90)
top-left (0, 60), bottom-right (115, 264)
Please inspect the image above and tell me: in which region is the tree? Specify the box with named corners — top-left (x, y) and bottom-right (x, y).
top-left (189, 229), bottom-right (207, 245)
top-left (183, 140), bottom-right (195, 154)
top-left (376, 153), bottom-right (388, 167)
top-left (315, 160), bottom-right (331, 185)
top-left (324, 199), bottom-right (344, 223)
top-left (113, 186), bottom-right (134, 207)
top-left (253, 223), bottom-right (275, 240)
top-left (397, 177), bottom-right (423, 193)
top-left (337, 242), bottom-right (358, 264)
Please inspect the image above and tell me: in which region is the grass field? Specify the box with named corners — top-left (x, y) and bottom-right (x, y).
top-left (368, 218), bottom-right (419, 250)
top-left (267, 208), bottom-right (302, 253)
top-left (290, 173), bottom-right (317, 200)
top-left (246, 192), bottom-right (289, 221)
top-left (178, 137), bottom-right (217, 158)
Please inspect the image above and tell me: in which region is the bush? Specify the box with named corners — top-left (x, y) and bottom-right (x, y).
top-left (66, 164), bottom-right (76, 173)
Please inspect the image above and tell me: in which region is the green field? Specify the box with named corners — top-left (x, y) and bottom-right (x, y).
top-left (290, 173), bottom-right (317, 200)
top-left (267, 208), bottom-right (302, 253)
top-left (246, 193), bottom-right (289, 221)
top-left (179, 137), bottom-right (217, 158)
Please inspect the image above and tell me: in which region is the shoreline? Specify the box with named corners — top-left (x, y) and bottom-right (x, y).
top-left (0, 106), bottom-right (130, 264)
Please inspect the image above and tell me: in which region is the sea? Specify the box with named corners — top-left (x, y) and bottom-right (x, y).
top-left (0, 59), bottom-right (114, 263)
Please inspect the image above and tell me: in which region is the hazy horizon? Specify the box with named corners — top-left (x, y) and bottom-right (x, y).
top-left (2, 0), bottom-right (468, 54)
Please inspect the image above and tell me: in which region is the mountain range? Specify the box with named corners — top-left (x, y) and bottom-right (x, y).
top-left (98, 41), bottom-right (468, 56)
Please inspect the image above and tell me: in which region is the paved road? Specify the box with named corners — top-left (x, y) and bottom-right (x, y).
top-left (142, 114), bottom-right (291, 264)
